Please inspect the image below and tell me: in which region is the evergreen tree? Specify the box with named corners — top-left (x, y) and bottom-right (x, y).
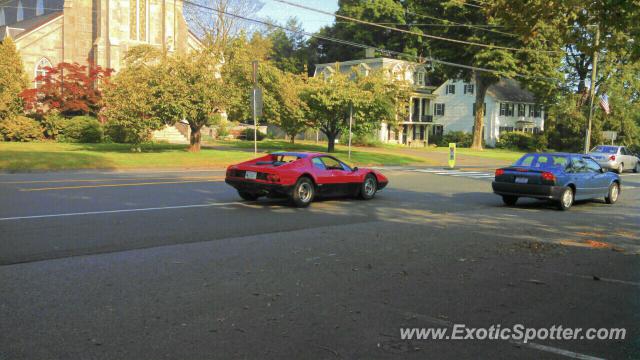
top-left (0, 37), bottom-right (28, 121)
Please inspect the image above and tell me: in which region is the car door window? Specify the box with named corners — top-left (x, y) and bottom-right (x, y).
top-left (320, 157), bottom-right (345, 170)
top-left (620, 147), bottom-right (628, 155)
top-left (571, 157), bottom-right (587, 173)
top-left (311, 157), bottom-right (326, 170)
top-left (584, 158), bottom-right (602, 173)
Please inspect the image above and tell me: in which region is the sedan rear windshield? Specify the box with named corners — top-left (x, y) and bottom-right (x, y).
top-left (514, 154), bottom-right (569, 170)
top-left (591, 146), bottom-right (618, 154)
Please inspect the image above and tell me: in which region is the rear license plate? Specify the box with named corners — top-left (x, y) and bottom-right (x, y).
top-left (245, 171), bottom-right (257, 180)
top-left (515, 177), bottom-right (528, 184)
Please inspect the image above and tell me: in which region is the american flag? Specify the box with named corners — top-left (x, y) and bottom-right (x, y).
top-left (599, 93), bottom-right (611, 115)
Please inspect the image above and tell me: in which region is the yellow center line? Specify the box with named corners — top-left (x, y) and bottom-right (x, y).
top-left (2, 176), bottom-right (223, 184)
top-left (20, 178), bottom-right (225, 192)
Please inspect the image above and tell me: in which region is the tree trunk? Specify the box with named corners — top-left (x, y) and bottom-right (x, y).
top-left (289, 134), bottom-right (295, 144)
top-left (189, 126), bottom-right (202, 152)
top-left (326, 131), bottom-right (338, 153)
top-left (471, 73), bottom-right (489, 150)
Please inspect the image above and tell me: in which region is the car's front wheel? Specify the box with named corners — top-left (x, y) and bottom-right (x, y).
top-left (502, 195), bottom-right (518, 206)
top-left (238, 191), bottom-right (259, 201)
top-left (359, 174), bottom-right (378, 200)
top-left (605, 182), bottom-right (620, 204)
top-left (557, 187), bottom-right (574, 211)
top-left (291, 177), bottom-right (315, 207)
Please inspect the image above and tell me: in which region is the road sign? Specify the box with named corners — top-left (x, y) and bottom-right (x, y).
top-left (448, 143), bottom-right (456, 169)
top-left (250, 87), bottom-right (263, 118)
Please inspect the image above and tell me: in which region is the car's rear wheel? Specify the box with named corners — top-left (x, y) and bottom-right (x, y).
top-left (616, 163), bottom-right (624, 174)
top-left (605, 182), bottom-right (620, 204)
top-left (360, 174), bottom-right (378, 200)
top-left (633, 161), bottom-right (639, 173)
top-left (557, 187), bottom-right (574, 211)
top-left (501, 195), bottom-right (518, 206)
top-left (291, 177), bottom-right (314, 207)
top-left (238, 191), bottom-right (259, 201)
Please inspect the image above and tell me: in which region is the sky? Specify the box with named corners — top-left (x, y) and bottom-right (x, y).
top-left (256, 0), bottom-right (339, 33)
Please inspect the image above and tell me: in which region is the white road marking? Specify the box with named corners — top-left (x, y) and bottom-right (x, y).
top-left (0, 202), bottom-right (245, 221)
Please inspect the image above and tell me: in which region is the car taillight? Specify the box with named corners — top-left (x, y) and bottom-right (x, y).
top-left (609, 155), bottom-right (616, 161)
top-left (495, 169), bottom-right (505, 177)
top-left (541, 171), bottom-right (556, 182)
top-left (266, 174), bottom-right (280, 183)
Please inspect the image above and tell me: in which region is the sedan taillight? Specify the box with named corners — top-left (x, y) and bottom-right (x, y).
top-left (541, 171), bottom-right (556, 183)
top-left (609, 155), bottom-right (616, 161)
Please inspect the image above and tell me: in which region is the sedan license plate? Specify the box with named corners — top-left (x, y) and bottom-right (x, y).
top-left (515, 177), bottom-right (528, 184)
top-left (245, 171), bottom-right (257, 180)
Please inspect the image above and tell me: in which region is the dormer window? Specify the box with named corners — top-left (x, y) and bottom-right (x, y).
top-left (17, 0), bottom-right (24, 22)
top-left (36, 0), bottom-right (44, 16)
top-left (0, 8), bottom-right (5, 26)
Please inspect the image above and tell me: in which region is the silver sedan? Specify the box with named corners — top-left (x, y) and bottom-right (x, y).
top-left (589, 145), bottom-right (639, 173)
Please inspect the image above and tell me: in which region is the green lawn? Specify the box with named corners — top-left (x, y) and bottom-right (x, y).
top-left (431, 147), bottom-right (525, 162)
top-left (0, 140), bottom-right (429, 172)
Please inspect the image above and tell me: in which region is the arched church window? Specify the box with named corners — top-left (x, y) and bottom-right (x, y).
top-left (130, 0), bottom-right (148, 41)
top-left (17, 0), bottom-right (24, 22)
top-left (0, 8), bottom-right (6, 26)
top-left (36, 0), bottom-right (44, 16)
top-left (34, 57), bottom-right (52, 89)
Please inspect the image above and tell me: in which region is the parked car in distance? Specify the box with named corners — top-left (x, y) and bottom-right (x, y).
top-left (225, 152), bottom-right (389, 207)
top-left (492, 153), bottom-right (621, 210)
top-left (588, 145), bottom-right (639, 173)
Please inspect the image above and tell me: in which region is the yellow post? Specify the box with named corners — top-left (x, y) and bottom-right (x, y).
top-left (448, 143), bottom-right (457, 169)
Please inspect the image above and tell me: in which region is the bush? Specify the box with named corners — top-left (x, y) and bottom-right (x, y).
top-left (59, 116), bottom-right (103, 143)
top-left (243, 128), bottom-right (266, 141)
top-left (438, 131), bottom-right (473, 147)
top-left (0, 116), bottom-right (43, 141)
top-left (103, 122), bottom-right (131, 143)
top-left (339, 132), bottom-right (382, 147)
top-left (496, 131), bottom-right (547, 152)
top-left (38, 111), bottom-right (67, 140)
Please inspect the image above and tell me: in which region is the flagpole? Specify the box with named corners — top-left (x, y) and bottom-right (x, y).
top-left (584, 25), bottom-right (600, 154)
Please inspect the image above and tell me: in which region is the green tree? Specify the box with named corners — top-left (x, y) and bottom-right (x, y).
top-left (0, 38), bottom-right (28, 121)
top-left (301, 66), bottom-right (401, 152)
top-left (267, 71), bottom-right (308, 143)
top-left (266, 17), bottom-right (311, 74)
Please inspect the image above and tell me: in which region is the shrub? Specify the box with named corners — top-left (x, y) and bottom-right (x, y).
top-left (38, 111), bottom-right (67, 140)
top-left (59, 116), bottom-right (103, 143)
top-left (243, 128), bottom-right (266, 141)
top-left (103, 122), bottom-right (131, 143)
top-left (339, 132), bottom-right (382, 147)
top-left (0, 116), bottom-right (43, 141)
top-left (439, 131), bottom-right (473, 147)
top-left (496, 131), bottom-right (547, 152)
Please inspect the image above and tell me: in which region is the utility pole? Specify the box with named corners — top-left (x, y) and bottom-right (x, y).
top-left (584, 25), bottom-right (600, 154)
top-left (348, 103), bottom-right (353, 160)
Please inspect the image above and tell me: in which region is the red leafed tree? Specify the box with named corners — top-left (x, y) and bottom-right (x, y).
top-left (21, 61), bottom-right (113, 117)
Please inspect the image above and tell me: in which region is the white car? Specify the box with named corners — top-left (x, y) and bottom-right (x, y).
top-left (589, 145), bottom-right (639, 173)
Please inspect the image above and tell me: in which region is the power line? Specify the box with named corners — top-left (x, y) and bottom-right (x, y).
top-left (182, 0), bottom-right (558, 82)
top-left (404, 9), bottom-right (520, 38)
top-left (273, 0), bottom-right (560, 53)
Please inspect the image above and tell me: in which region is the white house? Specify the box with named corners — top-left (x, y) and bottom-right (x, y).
top-left (431, 78), bottom-right (545, 146)
top-left (314, 54), bottom-right (437, 147)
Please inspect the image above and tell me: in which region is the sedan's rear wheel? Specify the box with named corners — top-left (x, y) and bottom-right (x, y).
top-left (501, 195), bottom-right (518, 206)
top-left (633, 161), bottom-right (639, 173)
top-left (291, 177), bottom-right (314, 207)
top-left (238, 191), bottom-right (259, 201)
top-left (557, 188), bottom-right (574, 211)
top-left (616, 163), bottom-right (624, 174)
top-left (360, 174), bottom-right (378, 200)
top-left (605, 182), bottom-right (620, 204)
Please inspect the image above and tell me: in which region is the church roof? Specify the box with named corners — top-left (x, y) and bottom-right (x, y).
top-left (0, 11), bottom-right (63, 41)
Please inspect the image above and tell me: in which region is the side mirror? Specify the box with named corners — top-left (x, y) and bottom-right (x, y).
top-left (600, 168), bottom-right (606, 173)
top-left (353, 167), bottom-right (359, 172)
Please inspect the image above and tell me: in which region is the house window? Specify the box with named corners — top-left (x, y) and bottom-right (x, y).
top-left (0, 7), bottom-right (5, 26)
top-left (434, 103), bottom-right (445, 116)
top-left (36, 0), bottom-right (44, 16)
top-left (499, 126), bottom-right (515, 133)
top-left (472, 103), bottom-right (487, 116)
top-left (517, 104), bottom-right (526, 117)
top-left (130, 0), bottom-right (148, 41)
top-left (417, 71), bottom-right (425, 85)
top-left (533, 105), bottom-right (542, 118)
top-left (500, 103), bottom-right (514, 117)
top-left (464, 84), bottom-right (474, 95)
top-left (34, 57), bottom-right (52, 89)
top-left (17, 0), bottom-right (23, 21)
top-left (445, 84), bottom-right (455, 95)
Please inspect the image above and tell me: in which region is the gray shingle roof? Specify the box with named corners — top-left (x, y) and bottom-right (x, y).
top-left (0, 11), bottom-right (62, 41)
top-left (487, 78), bottom-right (536, 103)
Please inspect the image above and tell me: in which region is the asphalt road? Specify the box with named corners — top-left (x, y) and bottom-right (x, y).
top-left (1, 168), bottom-right (639, 359)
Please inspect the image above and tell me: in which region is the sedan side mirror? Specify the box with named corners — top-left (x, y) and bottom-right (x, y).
top-left (600, 168), bottom-right (606, 173)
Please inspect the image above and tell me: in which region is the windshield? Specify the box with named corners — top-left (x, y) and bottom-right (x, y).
top-left (513, 154), bottom-right (569, 170)
top-left (591, 146), bottom-right (618, 154)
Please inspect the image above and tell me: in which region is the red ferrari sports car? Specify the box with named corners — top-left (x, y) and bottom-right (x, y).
top-left (225, 152), bottom-right (389, 207)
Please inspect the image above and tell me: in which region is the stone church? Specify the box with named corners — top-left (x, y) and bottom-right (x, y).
top-left (0, 0), bottom-right (201, 85)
